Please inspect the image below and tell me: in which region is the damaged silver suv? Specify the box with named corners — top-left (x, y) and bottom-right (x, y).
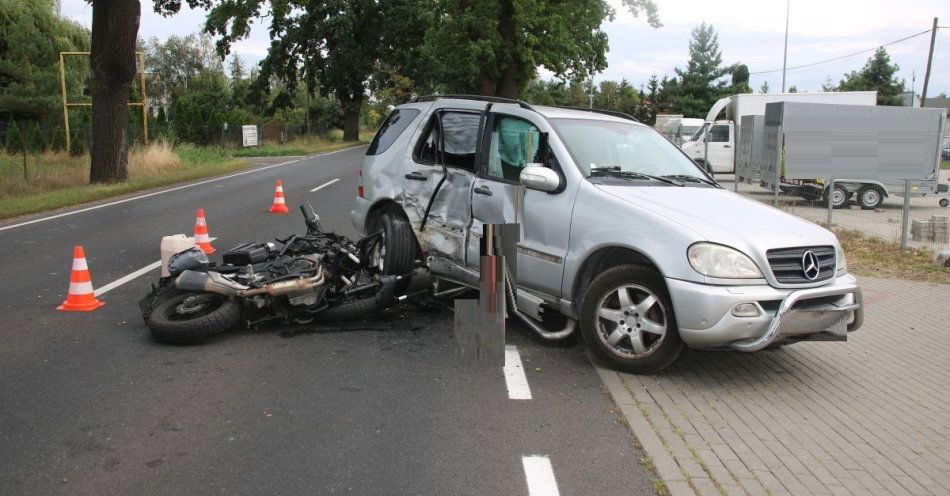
top-left (351, 95), bottom-right (863, 373)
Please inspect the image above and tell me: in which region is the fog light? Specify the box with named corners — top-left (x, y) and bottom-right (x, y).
top-left (731, 303), bottom-right (760, 318)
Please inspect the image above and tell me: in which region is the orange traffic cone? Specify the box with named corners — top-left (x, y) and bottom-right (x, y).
top-left (57, 245), bottom-right (105, 312)
top-left (269, 180), bottom-right (290, 214)
top-left (194, 209), bottom-right (216, 254)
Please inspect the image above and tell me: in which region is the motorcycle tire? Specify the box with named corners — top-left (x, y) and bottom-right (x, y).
top-left (318, 294), bottom-right (384, 322)
top-left (146, 289), bottom-right (242, 344)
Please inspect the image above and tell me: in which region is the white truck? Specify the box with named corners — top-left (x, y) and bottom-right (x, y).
top-left (682, 91), bottom-right (878, 174)
top-left (654, 115), bottom-right (705, 145)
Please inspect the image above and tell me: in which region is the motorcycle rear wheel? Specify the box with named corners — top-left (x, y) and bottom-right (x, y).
top-left (147, 290), bottom-right (242, 344)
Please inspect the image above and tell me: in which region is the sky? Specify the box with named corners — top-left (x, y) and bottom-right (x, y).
top-left (61, 0), bottom-right (949, 97)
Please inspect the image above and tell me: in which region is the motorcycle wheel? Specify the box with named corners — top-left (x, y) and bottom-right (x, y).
top-left (318, 295), bottom-right (383, 322)
top-left (147, 290), bottom-right (242, 344)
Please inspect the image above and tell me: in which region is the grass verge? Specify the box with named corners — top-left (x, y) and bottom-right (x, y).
top-left (0, 143), bottom-right (247, 220)
top-left (834, 228), bottom-right (950, 284)
top-left (942, 160), bottom-right (949, 170)
top-left (229, 130), bottom-right (368, 157)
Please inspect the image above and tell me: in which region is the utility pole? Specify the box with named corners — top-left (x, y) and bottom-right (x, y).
top-left (588, 77), bottom-right (594, 109)
top-left (781, 0), bottom-right (790, 93)
top-left (920, 17), bottom-right (938, 107)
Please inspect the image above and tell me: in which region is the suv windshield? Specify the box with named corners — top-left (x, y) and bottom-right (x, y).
top-left (550, 118), bottom-right (711, 182)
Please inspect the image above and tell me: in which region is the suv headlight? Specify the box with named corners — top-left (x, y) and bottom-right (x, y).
top-left (836, 245), bottom-right (847, 272)
top-left (688, 243), bottom-right (763, 279)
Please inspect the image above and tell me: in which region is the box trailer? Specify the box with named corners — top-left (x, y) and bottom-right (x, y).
top-left (761, 102), bottom-right (949, 209)
top-left (682, 91), bottom-right (878, 174)
top-left (735, 114), bottom-right (766, 183)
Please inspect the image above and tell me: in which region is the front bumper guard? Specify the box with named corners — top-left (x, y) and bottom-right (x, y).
top-left (730, 283), bottom-right (863, 352)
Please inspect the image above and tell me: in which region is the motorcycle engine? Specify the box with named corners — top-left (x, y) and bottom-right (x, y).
top-left (283, 254), bottom-right (326, 307)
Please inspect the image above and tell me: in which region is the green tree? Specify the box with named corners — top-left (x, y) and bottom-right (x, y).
top-left (0, 0), bottom-right (90, 121)
top-left (424, 0), bottom-right (660, 98)
top-left (759, 81), bottom-right (770, 94)
top-left (836, 47), bottom-right (905, 106)
top-left (144, 33), bottom-right (223, 104)
top-left (670, 22), bottom-right (729, 117)
top-left (727, 63), bottom-right (751, 94)
top-left (171, 71), bottom-right (232, 145)
top-left (788, 85), bottom-right (798, 93)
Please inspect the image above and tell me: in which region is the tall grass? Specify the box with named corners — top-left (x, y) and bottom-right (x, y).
top-left (0, 141), bottom-right (246, 219)
top-left (128, 138), bottom-right (180, 176)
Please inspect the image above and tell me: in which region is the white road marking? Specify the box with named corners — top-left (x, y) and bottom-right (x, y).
top-left (522, 455), bottom-right (560, 496)
top-left (310, 178), bottom-right (340, 192)
top-left (94, 260), bottom-right (161, 297)
top-left (504, 345), bottom-right (532, 400)
top-left (0, 146), bottom-right (366, 233)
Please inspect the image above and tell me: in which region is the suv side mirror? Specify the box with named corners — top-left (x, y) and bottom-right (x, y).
top-left (520, 165), bottom-right (561, 193)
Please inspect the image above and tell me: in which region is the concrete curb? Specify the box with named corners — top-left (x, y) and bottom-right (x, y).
top-left (594, 364), bottom-right (700, 496)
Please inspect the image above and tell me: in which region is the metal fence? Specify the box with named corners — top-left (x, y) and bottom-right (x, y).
top-left (724, 173), bottom-right (950, 255)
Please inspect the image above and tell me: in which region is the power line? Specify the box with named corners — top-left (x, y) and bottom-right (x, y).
top-left (750, 27), bottom-right (937, 75)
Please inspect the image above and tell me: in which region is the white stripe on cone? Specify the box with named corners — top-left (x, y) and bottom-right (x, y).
top-left (196, 218), bottom-right (206, 226)
top-left (195, 233), bottom-right (211, 242)
top-left (72, 258), bottom-right (89, 271)
top-left (274, 197), bottom-right (286, 204)
top-left (68, 281), bottom-right (95, 295)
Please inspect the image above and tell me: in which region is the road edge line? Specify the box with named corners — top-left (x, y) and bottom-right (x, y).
top-left (94, 260), bottom-right (162, 297)
top-left (310, 178), bottom-right (340, 192)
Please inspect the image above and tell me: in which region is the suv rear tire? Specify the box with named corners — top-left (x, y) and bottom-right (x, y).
top-left (579, 265), bottom-right (684, 374)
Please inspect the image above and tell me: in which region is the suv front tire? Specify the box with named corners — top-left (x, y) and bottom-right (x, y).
top-left (579, 265), bottom-right (684, 374)
top-left (368, 209), bottom-right (416, 275)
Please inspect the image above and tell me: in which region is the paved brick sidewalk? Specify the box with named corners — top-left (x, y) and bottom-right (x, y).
top-left (599, 276), bottom-right (950, 496)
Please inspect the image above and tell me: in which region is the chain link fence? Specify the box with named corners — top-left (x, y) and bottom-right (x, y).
top-left (723, 171), bottom-right (950, 256)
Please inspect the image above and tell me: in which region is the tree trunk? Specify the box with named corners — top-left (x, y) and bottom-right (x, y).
top-left (89, 0), bottom-right (141, 184)
top-left (494, 0), bottom-right (520, 98)
top-left (340, 93), bottom-right (362, 142)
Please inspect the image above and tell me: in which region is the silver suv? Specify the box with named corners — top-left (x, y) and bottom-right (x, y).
top-left (351, 95), bottom-right (863, 373)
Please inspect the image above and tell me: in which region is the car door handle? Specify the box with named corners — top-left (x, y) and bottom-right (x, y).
top-left (404, 171), bottom-right (427, 181)
top-left (474, 185), bottom-right (492, 196)
top-left (723, 145), bottom-right (732, 148)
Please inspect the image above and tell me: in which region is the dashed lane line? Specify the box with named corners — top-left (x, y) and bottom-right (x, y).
top-left (310, 178), bottom-right (340, 192)
top-left (93, 260), bottom-right (162, 297)
top-left (0, 145), bottom-right (367, 233)
top-left (522, 455), bottom-right (560, 496)
top-left (504, 345), bottom-right (532, 400)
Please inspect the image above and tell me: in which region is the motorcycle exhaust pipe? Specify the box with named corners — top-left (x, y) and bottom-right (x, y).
top-left (239, 266), bottom-right (325, 297)
top-left (175, 270), bottom-right (249, 297)
top-left (175, 266), bottom-right (325, 298)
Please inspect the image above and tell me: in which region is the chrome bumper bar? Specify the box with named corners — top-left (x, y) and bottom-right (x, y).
top-left (730, 283), bottom-right (863, 352)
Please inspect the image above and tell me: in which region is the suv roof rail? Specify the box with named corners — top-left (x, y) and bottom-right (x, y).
top-left (553, 106), bottom-right (640, 122)
top-left (412, 94), bottom-right (536, 111)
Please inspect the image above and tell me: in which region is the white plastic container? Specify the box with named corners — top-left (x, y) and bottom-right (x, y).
top-left (160, 234), bottom-right (196, 277)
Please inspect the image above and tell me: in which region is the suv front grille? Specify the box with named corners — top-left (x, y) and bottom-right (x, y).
top-left (766, 246), bottom-right (836, 284)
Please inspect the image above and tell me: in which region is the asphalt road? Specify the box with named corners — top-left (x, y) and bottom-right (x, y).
top-left (0, 146), bottom-right (656, 495)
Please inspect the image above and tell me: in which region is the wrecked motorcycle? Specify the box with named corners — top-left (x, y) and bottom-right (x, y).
top-left (140, 205), bottom-right (406, 344)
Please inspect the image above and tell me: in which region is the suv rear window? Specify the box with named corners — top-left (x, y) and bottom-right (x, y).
top-left (367, 108), bottom-right (421, 155)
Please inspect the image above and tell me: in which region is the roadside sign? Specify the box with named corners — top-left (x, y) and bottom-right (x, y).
top-left (242, 125), bottom-right (258, 147)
